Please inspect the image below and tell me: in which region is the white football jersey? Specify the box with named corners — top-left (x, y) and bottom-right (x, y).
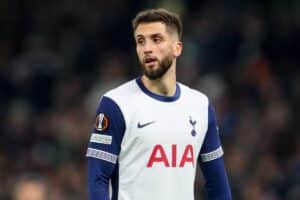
top-left (86, 77), bottom-right (224, 200)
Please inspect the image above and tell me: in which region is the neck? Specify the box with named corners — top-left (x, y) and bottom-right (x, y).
top-left (141, 62), bottom-right (177, 96)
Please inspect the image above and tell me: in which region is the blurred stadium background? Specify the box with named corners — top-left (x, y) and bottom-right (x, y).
top-left (0, 0), bottom-right (299, 199)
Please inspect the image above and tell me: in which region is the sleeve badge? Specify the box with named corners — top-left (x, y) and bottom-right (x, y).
top-left (95, 113), bottom-right (109, 131)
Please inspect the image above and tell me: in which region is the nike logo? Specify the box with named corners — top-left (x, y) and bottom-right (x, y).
top-left (137, 121), bottom-right (155, 128)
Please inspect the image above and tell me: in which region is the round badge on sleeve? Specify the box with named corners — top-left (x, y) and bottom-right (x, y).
top-left (95, 113), bottom-right (109, 131)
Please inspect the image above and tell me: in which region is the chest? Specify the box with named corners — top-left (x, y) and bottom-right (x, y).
top-left (121, 101), bottom-right (208, 154)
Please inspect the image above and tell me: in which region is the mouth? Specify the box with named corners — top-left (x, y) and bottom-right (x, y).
top-left (144, 57), bottom-right (158, 67)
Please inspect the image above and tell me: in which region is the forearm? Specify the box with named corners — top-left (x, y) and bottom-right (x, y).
top-left (200, 157), bottom-right (232, 200)
top-left (88, 158), bottom-right (112, 200)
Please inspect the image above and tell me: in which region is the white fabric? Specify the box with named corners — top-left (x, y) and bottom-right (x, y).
top-left (102, 80), bottom-right (212, 200)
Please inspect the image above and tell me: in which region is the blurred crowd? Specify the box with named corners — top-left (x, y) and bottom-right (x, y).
top-left (0, 0), bottom-right (299, 199)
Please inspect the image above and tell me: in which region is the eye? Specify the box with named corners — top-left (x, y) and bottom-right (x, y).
top-left (136, 38), bottom-right (145, 45)
top-left (153, 36), bottom-right (162, 43)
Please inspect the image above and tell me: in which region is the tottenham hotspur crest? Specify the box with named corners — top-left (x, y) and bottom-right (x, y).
top-left (189, 116), bottom-right (197, 136)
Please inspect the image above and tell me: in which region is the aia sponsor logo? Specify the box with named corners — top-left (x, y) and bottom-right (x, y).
top-left (147, 144), bottom-right (195, 168)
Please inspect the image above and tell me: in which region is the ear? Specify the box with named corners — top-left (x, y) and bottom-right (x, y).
top-left (173, 41), bottom-right (183, 57)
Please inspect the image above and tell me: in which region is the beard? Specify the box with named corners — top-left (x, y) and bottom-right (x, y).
top-left (141, 54), bottom-right (174, 80)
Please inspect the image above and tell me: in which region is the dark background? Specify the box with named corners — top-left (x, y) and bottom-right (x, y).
top-left (0, 0), bottom-right (299, 199)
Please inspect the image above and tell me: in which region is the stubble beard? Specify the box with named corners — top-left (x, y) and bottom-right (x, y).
top-left (141, 54), bottom-right (174, 80)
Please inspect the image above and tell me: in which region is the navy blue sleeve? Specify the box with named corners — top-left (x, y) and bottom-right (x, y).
top-left (86, 96), bottom-right (125, 200)
top-left (198, 103), bottom-right (232, 200)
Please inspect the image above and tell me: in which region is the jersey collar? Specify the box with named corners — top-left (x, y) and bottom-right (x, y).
top-left (135, 77), bottom-right (181, 102)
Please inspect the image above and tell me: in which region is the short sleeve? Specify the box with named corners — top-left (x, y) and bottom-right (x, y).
top-left (199, 103), bottom-right (224, 163)
top-left (86, 96), bottom-right (126, 164)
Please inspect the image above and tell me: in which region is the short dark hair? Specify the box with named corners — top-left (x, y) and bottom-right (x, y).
top-left (132, 8), bottom-right (182, 39)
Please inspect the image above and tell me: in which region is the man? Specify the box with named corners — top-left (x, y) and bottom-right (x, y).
top-left (86, 8), bottom-right (232, 200)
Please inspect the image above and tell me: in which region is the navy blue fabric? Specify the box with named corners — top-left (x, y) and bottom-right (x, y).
top-left (88, 158), bottom-right (114, 200)
top-left (198, 102), bottom-right (232, 199)
top-left (88, 96), bottom-right (125, 154)
top-left (111, 162), bottom-right (119, 200)
top-left (135, 77), bottom-right (181, 102)
top-left (199, 158), bottom-right (232, 200)
top-left (200, 103), bottom-right (222, 154)
top-left (87, 96), bottom-right (125, 200)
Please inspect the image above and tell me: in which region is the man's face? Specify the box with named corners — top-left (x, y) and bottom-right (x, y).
top-left (134, 22), bottom-right (182, 80)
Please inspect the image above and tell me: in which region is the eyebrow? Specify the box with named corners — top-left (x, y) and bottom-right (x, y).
top-left (135, 33), bottom-right (164, 39)
top-left (151, 33), bottom-right (163, 38)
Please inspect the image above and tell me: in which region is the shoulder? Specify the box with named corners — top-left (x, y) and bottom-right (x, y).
top-left (178, 82), bottom-right (209, 106)
top-left (99, 79), bottom-right (142, 118)
top-left (103, 79), bottom-right (140, 102)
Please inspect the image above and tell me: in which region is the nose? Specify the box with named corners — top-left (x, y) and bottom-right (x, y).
top-left (142, 41), bottom-right (153, 55)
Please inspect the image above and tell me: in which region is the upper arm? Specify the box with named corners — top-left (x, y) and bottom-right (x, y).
top-left (86, 96), bottom-right (126, 162)
top-left (199, 103), bottom-right (224, 163)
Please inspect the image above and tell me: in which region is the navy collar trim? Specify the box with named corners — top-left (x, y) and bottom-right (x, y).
top-left (135, 77), bottom-right (181, 102)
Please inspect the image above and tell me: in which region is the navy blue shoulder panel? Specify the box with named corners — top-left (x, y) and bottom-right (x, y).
top-left (88, 96), bottom-right (126, 155)
top-left (200, 102), bottom-right (222, 154)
